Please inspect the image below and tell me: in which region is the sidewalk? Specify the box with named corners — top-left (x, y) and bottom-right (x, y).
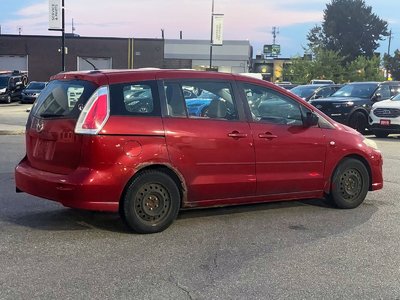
top-left (0, 103), bottom-right (30, 135)
top-left (0, 123), bottom-right (26, 135)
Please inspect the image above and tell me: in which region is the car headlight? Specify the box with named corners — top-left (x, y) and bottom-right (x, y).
top-left (363, 138), bottom-right (379, 150)
top-left (0, 88), bottom-right (6, 94)
top-left (334, 101), bottom-right (354, 108)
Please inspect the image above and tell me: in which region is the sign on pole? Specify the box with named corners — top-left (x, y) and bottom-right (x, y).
top-left (49, 0), bottom-right (62, 30)
top-left (212, 14), bottom-right (224, 46)
top-left (263, 44), bottom-right (281, 57)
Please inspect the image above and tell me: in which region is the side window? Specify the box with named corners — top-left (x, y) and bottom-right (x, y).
top-left (164, 81), bottom-right (238, 120)
top-left (376, 85), bottom-right (391, 100)
top-left (389, 85), bottom-right (400, 97)
top-left (242, 83), bottom-right (303, 126)
top-left (109, 81), bottom-right (160, 116)
top-left (317, 87), bottom-right (334, 98)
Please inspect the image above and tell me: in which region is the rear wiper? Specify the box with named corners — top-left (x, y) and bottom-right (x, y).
top-left (40, 113), bottom-right (65, 118)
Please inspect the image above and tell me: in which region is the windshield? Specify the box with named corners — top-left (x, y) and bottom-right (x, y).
top-left (0, 77), bottom-right (9, 88)
top-left (331, 83), bottom-right (377, 98)
top-left (26, 82), bottom-right (46, 90)
top-left (290, 85), bottom-right (319, 98)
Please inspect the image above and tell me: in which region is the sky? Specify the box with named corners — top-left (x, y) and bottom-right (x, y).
top-left (0, 0), bottom-right (398, 58)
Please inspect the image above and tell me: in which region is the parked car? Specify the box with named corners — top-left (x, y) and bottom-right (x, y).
top-left (309, 81), bottom-right (400, 133)
top-left (291, 84), bottom-right (342, 101)
top-left (0, 71), bottom-right (28, 103)
top-left (15, 69), bottom-right (383, 233)
top-left (369, 92), bottom-right (400, 138)
top-left (21, 81), bottom-right (47, 104)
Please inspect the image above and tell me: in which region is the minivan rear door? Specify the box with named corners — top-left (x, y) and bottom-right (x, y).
top-left (26, 79), bottom-right (98, 174)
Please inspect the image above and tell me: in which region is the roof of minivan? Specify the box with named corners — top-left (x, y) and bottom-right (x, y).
top-left (51, 69), bottom-right (273, 86)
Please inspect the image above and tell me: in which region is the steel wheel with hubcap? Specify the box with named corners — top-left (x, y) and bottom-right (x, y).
top-left (6, 95), bottom-right (11, 104)
top-left (329, 158), bottom-right (369, 209)
top-left (121, 170), bottom-right (180, 233)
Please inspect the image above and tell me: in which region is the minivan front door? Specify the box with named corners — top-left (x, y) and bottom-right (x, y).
top-left (240, 83), bottom-right (326, 196)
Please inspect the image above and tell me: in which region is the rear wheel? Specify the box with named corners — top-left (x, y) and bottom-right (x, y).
top-left (329, 158), bottom-right (369, 209)
top-left (121, 170), bottom-right (180, 233)
top-left (373, 130), bottom-right (389, 138)
top-left (349, 111), bottom-right (368, 134)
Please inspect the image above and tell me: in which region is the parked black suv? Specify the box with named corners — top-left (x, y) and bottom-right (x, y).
top-left (0, 71), bottom-right (29, 103)
top-left (309, 81), bottom-right (400, 133)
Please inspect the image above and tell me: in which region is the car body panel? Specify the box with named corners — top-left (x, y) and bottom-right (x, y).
top-left (15, 69), bottom-right (384, 213)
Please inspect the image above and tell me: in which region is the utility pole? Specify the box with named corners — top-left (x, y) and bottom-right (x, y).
top-left (272, 26), bottom-right (279, 45)
top-left (387, 29), bottom-right (392, 56)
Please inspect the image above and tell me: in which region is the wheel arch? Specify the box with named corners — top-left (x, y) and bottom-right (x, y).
top-left (119, 163), bottom-right (188, 213)
top-left (325, 154), bottom-right (373, 195)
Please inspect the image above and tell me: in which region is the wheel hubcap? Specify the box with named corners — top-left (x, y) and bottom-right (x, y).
top-left (134, 183), bottom-right (170, 223)
top-left (339, 168), bottom-right (362, 200)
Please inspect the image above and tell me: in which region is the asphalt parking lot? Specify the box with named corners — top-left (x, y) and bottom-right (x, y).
top-left (0, 104), bottom-right (399, 299)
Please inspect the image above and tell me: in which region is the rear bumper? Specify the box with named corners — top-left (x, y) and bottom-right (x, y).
top-left (15, 156), bottom-right (132, 212)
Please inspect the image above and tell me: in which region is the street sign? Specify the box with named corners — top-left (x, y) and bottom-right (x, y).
top-left (263, 44), bottom-right (281, 56)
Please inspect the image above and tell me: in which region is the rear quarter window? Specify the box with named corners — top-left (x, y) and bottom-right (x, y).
top-left (109, 81), bottom-right (160, 116)
top-left (32, 80), bottom-right (97, 119)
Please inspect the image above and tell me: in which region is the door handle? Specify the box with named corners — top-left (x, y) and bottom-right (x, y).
top-left (258, 132), bottom-right (278, 139)
top-left (228, 131), bottom-right (248, 139)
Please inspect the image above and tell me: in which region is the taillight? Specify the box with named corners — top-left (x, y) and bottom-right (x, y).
top-left (75, 86), bottom-right (109, 135)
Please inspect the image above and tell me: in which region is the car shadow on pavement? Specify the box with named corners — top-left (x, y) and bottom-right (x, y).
top-left (6, 196), bottom-right (375, 235)
top-left (178, 198), bottom-right (331, 220)
top-left (7, 208), bottom-right (128, 233)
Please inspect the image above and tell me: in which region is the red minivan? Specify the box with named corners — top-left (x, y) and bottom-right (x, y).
top-left (15, 69), bottom-right (383, 233)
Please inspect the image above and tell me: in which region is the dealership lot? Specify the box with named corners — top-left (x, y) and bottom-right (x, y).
top-left (0, 132), bottom-right (399, 298)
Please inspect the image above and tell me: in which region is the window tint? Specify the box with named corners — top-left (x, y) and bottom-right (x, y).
top-left (109, 81), bottom-right (160, 116)
top-left (164, 81), bottom-right (238, 120)
top-left (242, 83), bottom-right (303, 126)
top-left (32, 80), bottom-right (97, 118)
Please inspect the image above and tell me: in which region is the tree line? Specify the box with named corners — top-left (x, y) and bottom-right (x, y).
top-left (282, 0), bottom-right (399, 84)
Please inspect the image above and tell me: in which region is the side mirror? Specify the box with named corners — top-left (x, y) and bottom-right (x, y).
top-left (304, 112), bottom-right (319, 127)
top-left (372, 93), bottom-right (381, 102)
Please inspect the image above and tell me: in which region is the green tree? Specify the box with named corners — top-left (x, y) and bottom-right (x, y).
top-left (383, 50), bottom-right (400, 80)
top-left (308, 0), bottom-right (388, 63)
top-left (283, 50), bottom-right (344, 84)
top-left (347, 55), bottom-right (385, 82)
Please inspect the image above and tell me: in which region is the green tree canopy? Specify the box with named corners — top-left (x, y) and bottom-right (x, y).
top-left (383, 50), bottom-right (400, 80)
top-left (307, 0), bottom-right (388, 63)
top-left (284, 49), bottom-right (384, 84)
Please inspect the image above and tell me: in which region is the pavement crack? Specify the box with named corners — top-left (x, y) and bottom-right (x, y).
top-left (168, 276), bottom-right (195, 300)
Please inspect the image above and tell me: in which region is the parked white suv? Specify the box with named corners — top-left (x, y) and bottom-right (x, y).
top-left (369, 93), bottom-right (400, 137)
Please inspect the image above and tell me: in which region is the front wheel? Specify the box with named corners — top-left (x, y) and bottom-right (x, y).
top-left (5, 95), bottom-right (11, 104)
top-left (121, 170), bottom-right (180, 233)
top-left (349, 112), bottom-right (368, 134)
top-left (329, 158), bottom-right (369, 209)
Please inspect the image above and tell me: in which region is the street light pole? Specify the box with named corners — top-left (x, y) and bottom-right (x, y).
top-left (209, 0), bottom-right (214, 70)
top-left (61, 0), bottom-right (65, 71)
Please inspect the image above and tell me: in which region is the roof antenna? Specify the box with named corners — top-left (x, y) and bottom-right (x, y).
top-left (81, 57), bottom-right (98, 70)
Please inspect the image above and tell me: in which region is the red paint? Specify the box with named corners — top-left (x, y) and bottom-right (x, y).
top-left (15, 69), bottom-right (383, 213)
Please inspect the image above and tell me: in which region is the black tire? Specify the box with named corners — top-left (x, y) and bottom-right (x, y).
top-left (121, 170), bottom-right (180, 233)
top-left (5, 95), bottom-right (11, 104)
top-left (373, 130), bottom-right (389, 138)
top-left (348, 111), bottom-right (368, 134)
top-left (329, 158), bottom-right (369, 209)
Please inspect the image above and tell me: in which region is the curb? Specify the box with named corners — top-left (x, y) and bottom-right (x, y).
top-left (0, 130), bottom-right (25, 135)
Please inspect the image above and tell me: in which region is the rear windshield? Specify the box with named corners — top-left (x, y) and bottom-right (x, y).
top-left (31, 80), bottom-right (97, 119)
